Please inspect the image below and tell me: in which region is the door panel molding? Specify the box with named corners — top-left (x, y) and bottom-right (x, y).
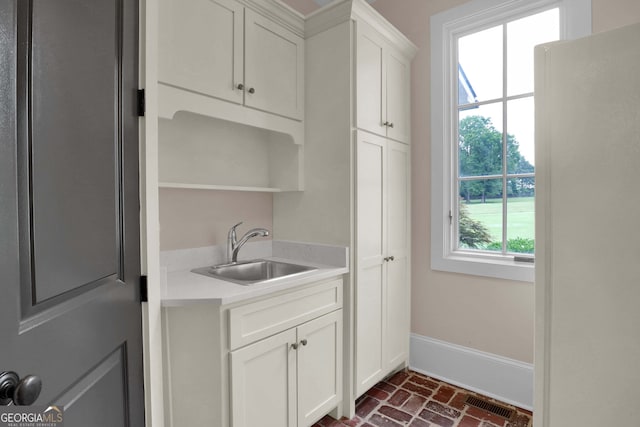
top-left (55, 345), bottom-right (129, 426)
top-left (15, 0), bottom-right (129, 316)
top-left (17, 279), bottom-right (121, 334)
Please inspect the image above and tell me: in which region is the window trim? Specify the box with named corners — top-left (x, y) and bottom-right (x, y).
top-left (430, 0), bottom-right (591, 282)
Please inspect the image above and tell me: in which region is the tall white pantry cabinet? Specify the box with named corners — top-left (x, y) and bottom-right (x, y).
top-left (274, 0), bottom-right (417, 407)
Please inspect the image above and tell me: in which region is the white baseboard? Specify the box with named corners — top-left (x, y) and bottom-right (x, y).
top-left (409, 334), bottom-right (533, 410)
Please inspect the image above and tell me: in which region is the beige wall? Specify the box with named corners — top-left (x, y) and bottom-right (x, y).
top-left (593, 0), bottom-right (640, 32)
top-left (280, 0), bottom-right (320, 16)
top-left (159, 189), bottom-right (272, 250)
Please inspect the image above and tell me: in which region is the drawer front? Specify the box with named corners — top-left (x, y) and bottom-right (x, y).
top-left (229, 278), bottom-right (343, 350)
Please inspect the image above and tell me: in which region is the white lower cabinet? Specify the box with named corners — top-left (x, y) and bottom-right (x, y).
top-left (231, 310), bottom-right (342, 427)
top-left (163, 277), bottom-right (344, 427)
top-left (230, 328), bottom-right (297, 427)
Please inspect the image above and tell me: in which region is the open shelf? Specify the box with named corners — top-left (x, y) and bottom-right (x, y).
top-left (158, 112), bottom-right (303, 193)
top-left (158, 182), bottom-right (286, 193)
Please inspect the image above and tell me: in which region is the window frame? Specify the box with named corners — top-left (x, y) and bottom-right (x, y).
top-left (430, 0), bottom-right (591, 282)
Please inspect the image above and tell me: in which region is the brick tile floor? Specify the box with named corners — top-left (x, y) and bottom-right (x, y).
top-left (312, 370), bottom-right (532, 427)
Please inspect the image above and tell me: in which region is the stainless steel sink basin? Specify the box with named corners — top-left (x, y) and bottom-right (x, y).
top-left (191, 259), bottom-right (317, 285)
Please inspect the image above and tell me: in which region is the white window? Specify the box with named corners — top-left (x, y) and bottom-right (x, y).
top-left (431, 0), bottom-right (591, 282)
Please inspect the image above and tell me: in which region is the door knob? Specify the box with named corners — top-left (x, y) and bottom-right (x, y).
top-left (0, 371), bottom-right (42, 406)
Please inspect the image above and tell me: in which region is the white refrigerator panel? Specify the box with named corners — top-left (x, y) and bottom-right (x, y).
top-left (535, 23), bottom-right (640, 427)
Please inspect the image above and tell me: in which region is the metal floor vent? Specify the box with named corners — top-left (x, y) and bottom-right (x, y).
top-left (463, 394), bottom-right (515, 420)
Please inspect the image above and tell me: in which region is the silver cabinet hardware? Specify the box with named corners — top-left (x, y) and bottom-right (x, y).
top-left (236, 83), bottom-right (244, 90)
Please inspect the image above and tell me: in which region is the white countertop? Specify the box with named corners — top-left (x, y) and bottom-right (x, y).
top-left (162, 257), bottom-right (348, 307)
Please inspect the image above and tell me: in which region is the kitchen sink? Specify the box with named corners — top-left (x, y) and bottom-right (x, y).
top-left (191, 259), bottom-right (317, 285)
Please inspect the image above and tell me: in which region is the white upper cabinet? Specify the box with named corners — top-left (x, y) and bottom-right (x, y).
top-left (244, 9), bottom-right (304, 120)
top-left (159, 0), bottom-right (243, 104)
top-left (356, 20), bottom-right (412, 144)
top-left (159, 0), bottom-right (304, 121)
top-left (385, 50), bottom-right (411, 144)
top-left (356, 24), bottom-right (385, 138)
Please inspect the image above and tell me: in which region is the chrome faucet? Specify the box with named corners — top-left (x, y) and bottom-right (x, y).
top-left (227, 222), bottom-right (270, 263)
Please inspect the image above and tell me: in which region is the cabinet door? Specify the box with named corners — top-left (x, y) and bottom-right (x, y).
top-left (158, 0), bottom-right (243, 103)
top-left (297, 311), bottom-right (343, 427)
top-left (384, 141), bottom-right (410, 369)
top-left (231, 328), bottom-right (297, 427)
top-left (356, 21), bottom-right (386, 137)
top-left (385, 50), bottom-right (411, 144)
top-left (244, 9), bottom-right (304, 120)
top-left (355, 132), bottom-right (387, 396)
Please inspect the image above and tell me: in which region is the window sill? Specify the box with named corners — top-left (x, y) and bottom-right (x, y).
top-left (431, 251), bottom-right (534, 282)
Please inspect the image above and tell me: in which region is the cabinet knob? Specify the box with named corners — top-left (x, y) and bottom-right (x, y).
top-left (388, 122), bottom-right (394, 128)
top-left (236, 83), bottom-right (244, 90)
top-left (291, 343), bottom-right (299, 350)
top-left (389, 255), bottom-right (395, 261)
top-left (248, 87), bottom-right (255, 94)
top-left (383, 257), bottom-right (389, 262)
top-left (300, 339), bottom-right (308, 346)
top-left (382, 121), bottom-right (389, 127)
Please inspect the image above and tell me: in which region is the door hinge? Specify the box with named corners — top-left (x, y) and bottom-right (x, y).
top-left (140, 275), bottom-right (148, 303)
top-left (137, 89), bottom-right (145, 117)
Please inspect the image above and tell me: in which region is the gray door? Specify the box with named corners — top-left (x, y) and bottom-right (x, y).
top-left (0, 0), bottom-right (144, 425)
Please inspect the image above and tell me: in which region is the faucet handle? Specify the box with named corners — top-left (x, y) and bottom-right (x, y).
top-left (228, 221), bottom-right (243, 242)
